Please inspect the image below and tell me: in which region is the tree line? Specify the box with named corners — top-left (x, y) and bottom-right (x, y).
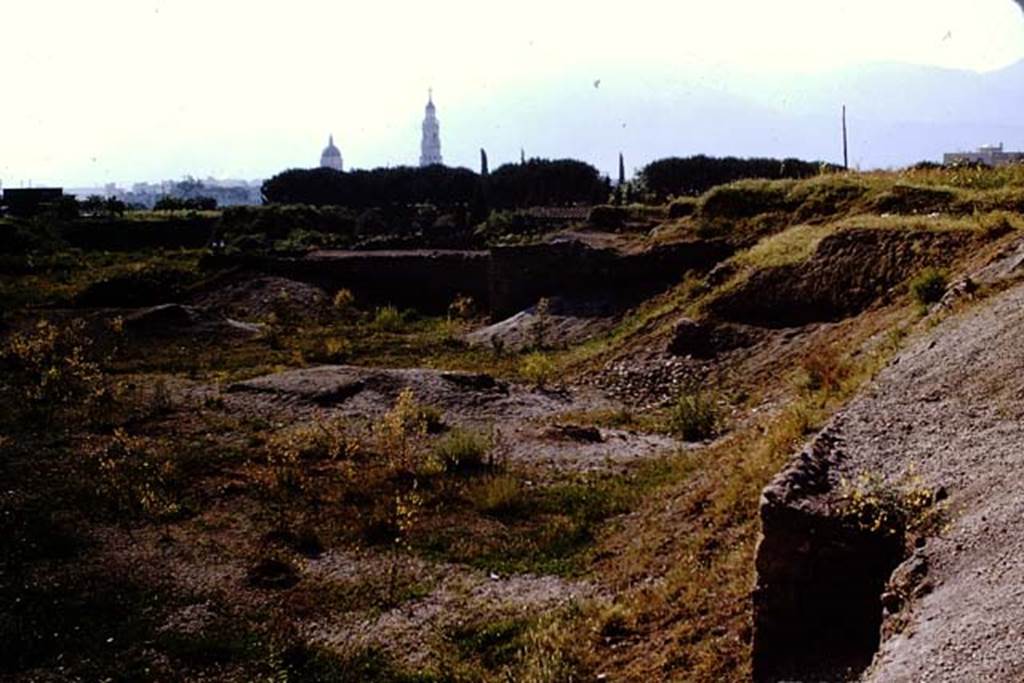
top-left (262, 154), bottom-right (839, 210)
top-left (261, 159), bottom-right (611, 210)
top-left (637, 155), bottom-right (841, 200)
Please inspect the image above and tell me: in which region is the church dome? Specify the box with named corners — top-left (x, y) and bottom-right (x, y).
top-left (320, 135), bottom-right (343, 171)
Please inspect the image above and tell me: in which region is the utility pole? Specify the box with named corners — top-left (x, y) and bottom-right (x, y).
top-left (842, 105), bottom-right (849, 171)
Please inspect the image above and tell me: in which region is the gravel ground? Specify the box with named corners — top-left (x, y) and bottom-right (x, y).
top-left (222, 365), bottom-right (680, 475)
top-left (807, 280), bottom-right (1024, 682)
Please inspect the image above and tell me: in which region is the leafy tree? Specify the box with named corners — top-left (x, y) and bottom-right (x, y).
top-left (487, 158), bottom-right (610, 208)
top-left (81, 195), bottom-right (106, 215)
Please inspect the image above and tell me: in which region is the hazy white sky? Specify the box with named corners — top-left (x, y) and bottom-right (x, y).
top-left (1, 0), bottom-right (1022, 187)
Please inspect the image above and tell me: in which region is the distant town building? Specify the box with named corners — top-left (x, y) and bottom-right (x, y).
top-left (419, 89), bottom-right (443, 167)
top-left (943, 143), bottom-right (1024, 167)
top-left (320, 134), bottom-right (344, 171)
top-left (68, 177), bottom-right (263, 209)
top-left (1, 188), bottom-right (64, 217)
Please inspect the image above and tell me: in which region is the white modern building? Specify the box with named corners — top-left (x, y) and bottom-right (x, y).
top-left (943, 143), bottom-right (1024, 167)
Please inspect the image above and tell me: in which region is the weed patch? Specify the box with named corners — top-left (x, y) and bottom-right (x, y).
top-left (910, 267), bottom-right (948, 305)
top-left (669, 391), bottom-right (722, 441)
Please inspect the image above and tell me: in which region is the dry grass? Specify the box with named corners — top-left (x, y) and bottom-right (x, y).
top-left (589, 306), bottom-right (915, 681)
top-left (732, 222), bottom-right (835, 270)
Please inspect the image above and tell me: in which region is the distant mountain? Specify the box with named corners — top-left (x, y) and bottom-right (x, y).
top-left (439, 59), bottom-right (1024, 175)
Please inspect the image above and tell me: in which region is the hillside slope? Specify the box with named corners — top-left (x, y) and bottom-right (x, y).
top-left (755, 244), bottom-right (1024, 681)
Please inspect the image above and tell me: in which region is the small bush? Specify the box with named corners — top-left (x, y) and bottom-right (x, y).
top-left (668, 391), bottom-right (720, 441)
top-left (587, 205), bottom-right (628, 230)
top-left (838, 471), bottom-right (943, 538)
top-left (467, 474), bottom-right (525, 517)
top-left (910, 268), bottom-right (948, 305)
top-left (267, 418), bottom-right (360, 463)
top-left (332, 288), bottom-right (356, 315)
top-left (432, 428), bottom-right (493, 473)
top-left (273, 229), bottom-right (338, 254)
top-left (800, 346), bottom-right (851, 394)
top-left (84, 429), bottom-right (178, 519)
top-left (977, 210), bottom-right (1018, 238)
top-left (870, 184), bottom-right (956, 215)
top-left (373, 389), bottom-right (444, 475)
top-left (1, 319), bottom-right (112, 423)
top-left (448, 293), bottom-right (475, 320)
top-left (519, 352), bottom-right (556, 387)
top-left (319, 337), bottom-right (352, 363)
top-left (667, 197), bottom-right (698, 219)
top-left (452, 617), bottom-right (530, 669)
top-left (700, 180), bottom-right (797, 219)
top-left (372, 305), bottom-right (406, 332)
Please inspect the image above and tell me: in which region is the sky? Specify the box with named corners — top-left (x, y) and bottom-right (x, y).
top-left (1, 0), bottom-right (1023, 188)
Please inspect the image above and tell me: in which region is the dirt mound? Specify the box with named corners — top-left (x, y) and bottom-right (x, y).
top-left (709, 228), bottom-right (976, 327)
top-left (754, 279), bottom-right (1024, 682)
top-left (191, 275), bottom-right (329, 323)
top-left (465, 297), bottom-right (618, 352)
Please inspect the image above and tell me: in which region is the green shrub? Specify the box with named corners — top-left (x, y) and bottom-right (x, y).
top-left (74, 265), bottom-right (199, 307)
top-left (668, 391), bottom-right (721, 441)
top-left (667, 197), bottom-right (698, 219)
top-left (838, 471), bottom-right (943, 538)
top-left (789, 177), bottom-right (870, 221)
top-left (519, 352), bottom-right (556, 387)
top-left (273, 228), bottom-right (340, 254)
top-left (84, 428), bottom-right (179, 519)
top-left (372, 305), bottom-right (406, 332)
top-left (447, 293), bottom-right (475, 320)
top-left (910, 268), bottom-right (948, 305)
top-left (467, 474), bottom-right (525, 517)
top-left (587, 205), bottom-right (628, 230)
top-left (800, 346), bottom-right (851, 394)
top-left (432, 428), bottom-right (493, 472)
top-left (977, 210), bottom-right (1018, 238)
top-left (700, 180), bottom-right (797, 219)
top-left (332, 288), bottom-right (356, 316)
top-left (1, 319), bottom-right (112, 423)
top-left (869, 184), bottom-right (956, 215)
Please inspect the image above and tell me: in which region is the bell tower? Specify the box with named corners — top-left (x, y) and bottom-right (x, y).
top-left (419, 89), bottom-right (443, 167)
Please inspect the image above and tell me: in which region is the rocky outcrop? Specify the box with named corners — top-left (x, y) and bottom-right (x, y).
top-left (709, 228), bottom-right (976, 326)
top-left (753, 428), bottom-right (905, 682)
